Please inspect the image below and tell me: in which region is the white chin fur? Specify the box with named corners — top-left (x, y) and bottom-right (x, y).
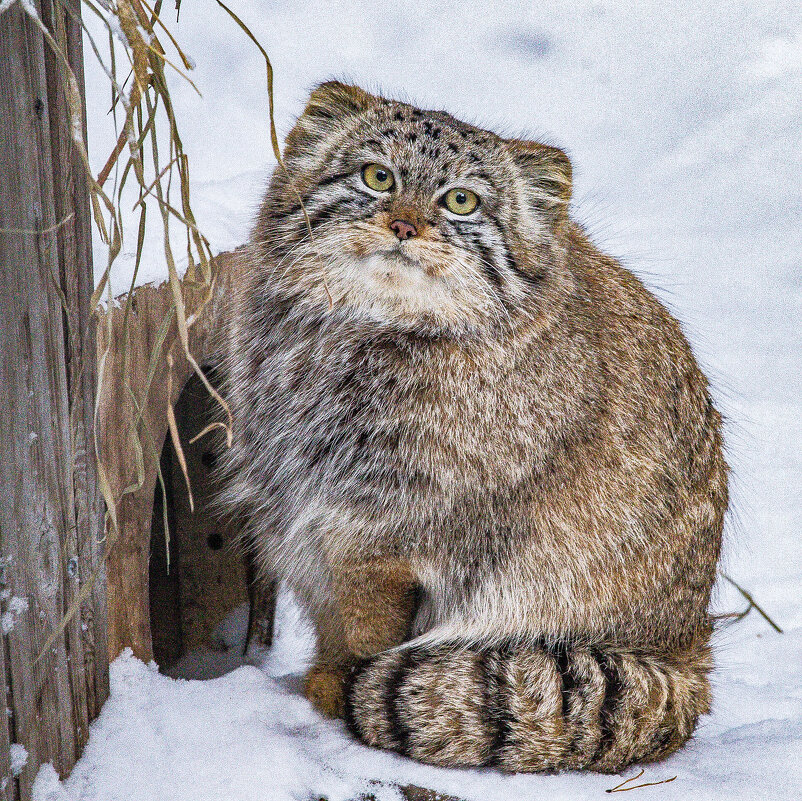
top-left (335, 253), bottom-right (461, 325)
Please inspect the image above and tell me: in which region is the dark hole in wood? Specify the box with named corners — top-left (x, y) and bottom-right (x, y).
top-left (149, 440), bottom-right (182, 670)
top-left (148, 366), bottom-right (255, 675)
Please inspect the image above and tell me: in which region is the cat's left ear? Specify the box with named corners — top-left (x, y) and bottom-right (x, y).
top-left (505, 139), bottom-right (572, 212)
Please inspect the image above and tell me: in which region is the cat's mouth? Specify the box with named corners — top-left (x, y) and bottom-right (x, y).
top-left (375, 245), bottom-right (419, 267)
top-left (363, 249), bottom-right (426, 284)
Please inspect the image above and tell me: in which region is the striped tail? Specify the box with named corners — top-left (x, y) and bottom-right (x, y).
top-left (344, 638), bottom-right (712, 773)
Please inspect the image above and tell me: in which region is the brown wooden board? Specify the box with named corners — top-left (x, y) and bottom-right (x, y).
top-left (0, 0), bottom-right (107, 794)
top-left (39, 0), bottom-right (109, 736)
top-left (96, 250), bottom-right (265, 665)
top-left (0, 635), bottom-right (12, 801)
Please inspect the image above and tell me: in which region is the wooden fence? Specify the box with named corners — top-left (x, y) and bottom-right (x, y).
top-left (0, 7), bottom-right (259, 793)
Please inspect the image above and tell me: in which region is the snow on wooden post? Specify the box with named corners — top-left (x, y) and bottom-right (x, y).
top-left (0, 0), bottom-right (108, 796)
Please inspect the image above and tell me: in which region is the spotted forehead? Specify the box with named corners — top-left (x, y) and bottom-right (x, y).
top-left (353, 104), bottom-right (505, 188)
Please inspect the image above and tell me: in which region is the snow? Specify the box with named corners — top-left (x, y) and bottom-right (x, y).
top-left (10, 744), bottom-right (28, 777)
top-left (31, 592), bottom-right (802, 801)
top-left (38, 0), bottom-right (802, 798)
top-left (1, 596), bottom-right (29, 635)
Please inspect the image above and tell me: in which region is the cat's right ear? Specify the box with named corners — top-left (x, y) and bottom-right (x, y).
top-left (285, 82), bottom-right (377, 158)
top-left (304, 81), bottom-right (377, 120)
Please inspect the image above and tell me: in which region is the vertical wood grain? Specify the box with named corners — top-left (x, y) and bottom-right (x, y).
top-left (98, 252), bottom-right (246, 664)
top-left (0, 637), bottom-right (13, 801)
top-left (44, 0), bottom-right (109, 727)
top-left (0, 0), bottom-right (108, 794)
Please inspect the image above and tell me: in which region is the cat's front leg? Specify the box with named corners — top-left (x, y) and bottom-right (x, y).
top-left (332, 558), bottom-right (419, 658)
top-left (304, 608), bottom-right (354, 719)
top-left (304, 558), bottom-right (418, 719)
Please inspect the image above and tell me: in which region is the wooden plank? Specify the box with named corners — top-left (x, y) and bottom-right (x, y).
top-left (56, 0), bottom-right (110, 723)
top-left (99, 282), bottom-right (182, 662)
top-left (0, 0), bottom-right (106, 791)
top-left (0, 1), bottom-right (76, 788)
top-left (0, 2), bottom-right (79, 791)
top-left (0, 632), bottom-right (14, 801)
top-left (98, 251), bottom-right (247, 663)
top-left (97, 251), bottom-right (284, 668)
top-left (39, 0), bottom-right (109, 744)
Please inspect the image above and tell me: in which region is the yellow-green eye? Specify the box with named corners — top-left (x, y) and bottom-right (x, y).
top-left (361, 163), bottom-right (395, 192)
top-left (443, 187), bottom-right (480, 215)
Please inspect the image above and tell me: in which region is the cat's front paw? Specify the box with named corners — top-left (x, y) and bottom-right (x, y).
top-left (304, 664), bottom-right (347, 719)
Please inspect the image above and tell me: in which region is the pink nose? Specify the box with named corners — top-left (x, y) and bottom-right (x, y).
top-left (390, 219), bottom-right (418, 240)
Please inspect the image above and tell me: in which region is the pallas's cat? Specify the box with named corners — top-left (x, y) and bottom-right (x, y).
top-left (220, 82), bottom-right (727, 772)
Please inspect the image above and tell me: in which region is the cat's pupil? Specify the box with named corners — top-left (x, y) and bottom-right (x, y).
top-left (455, 192), bottom-right (467, 205)
top-left (376, 170), bottom-right (387, 182)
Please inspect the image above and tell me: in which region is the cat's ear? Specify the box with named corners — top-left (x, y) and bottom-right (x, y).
top-left (303, 81), bottom-right (378, 120)
top-left (285, 81), bottom-right (379, 159)
top-left (506, 139), bottom-right (572, 211)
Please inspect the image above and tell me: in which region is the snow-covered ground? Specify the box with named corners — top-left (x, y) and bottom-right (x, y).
top-left (35, 1), bottom-right (802, 798)
top-left (32, 591), bottom-right (802, 801)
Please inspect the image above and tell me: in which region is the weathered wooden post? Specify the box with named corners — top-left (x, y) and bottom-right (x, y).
top-left (0, 0), bottom-right (109, 797)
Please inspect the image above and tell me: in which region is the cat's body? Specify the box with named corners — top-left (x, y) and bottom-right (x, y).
top-left (220, 82), bottom-right (727, 772)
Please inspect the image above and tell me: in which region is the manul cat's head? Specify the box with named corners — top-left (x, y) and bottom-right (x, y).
top-left (252, 81), bottom-right (573, 338)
